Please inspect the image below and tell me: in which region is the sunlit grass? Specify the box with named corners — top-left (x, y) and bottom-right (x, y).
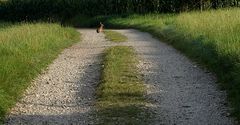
top-left (106, 8), bottom-right (240, 120)
top-left (104, 30), bottom-right (127, 42)
top-left (0, 23), bottom-right (79, 122)
top-left (96, 46), bottom-right (152, 125)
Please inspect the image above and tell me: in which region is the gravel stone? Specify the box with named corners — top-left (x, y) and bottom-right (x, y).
top-left (5, 29), bottom-right (110, 125)
top-left (5, 29), bottom-right (236, 125)
top-left (115, 29), bottom-right (236, 125)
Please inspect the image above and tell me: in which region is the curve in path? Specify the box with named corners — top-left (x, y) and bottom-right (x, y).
top-left (5, 29), bottom-right (109, 125)
top-left (115, 29), bottom-right (235, 125)
top-left (5, 29), bottom-right (235, 125)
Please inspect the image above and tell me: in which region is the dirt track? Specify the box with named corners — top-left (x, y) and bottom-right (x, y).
top-left (116, 29), bottom-right (235, 125)
top-left (5, 29), bottom-right (109, 125)
top-left (5, 29), bottom-right (235, 125)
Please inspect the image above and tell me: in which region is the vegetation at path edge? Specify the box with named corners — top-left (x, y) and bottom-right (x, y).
top-left (105, 8), bottom-right (240, 120)
top-left (0, 23), bottom-right (79, 122)
top-left (0, 0), bottom-right (239, 123)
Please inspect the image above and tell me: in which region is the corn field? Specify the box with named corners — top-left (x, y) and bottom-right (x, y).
top-left (0, 0), bottom-right (239, 21)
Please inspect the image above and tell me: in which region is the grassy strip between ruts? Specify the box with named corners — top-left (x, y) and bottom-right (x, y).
top-left (96, 46), bottom-right (152, 125)
top-left (0, 23), bottom-right (79, 122)
top-left (104, 30), bottom-right (127, 42)
top-left (105, 8), bottom-right (240, 120)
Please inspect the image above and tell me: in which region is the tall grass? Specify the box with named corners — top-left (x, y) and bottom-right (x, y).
top-left (0, 22), bottom-right (11, 29)
top-left (174, 9), bottom-right (240, 117)
top-left (106, 8), bottom-right (240, 120)
top-left (0, 23), bottom-right (79, 122)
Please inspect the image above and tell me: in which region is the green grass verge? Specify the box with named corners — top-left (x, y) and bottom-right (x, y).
top-left (96, 46), bottom-right (152, 125)
top-left (104, 30), bottom-right (127, 42)
top-left (105, 8), bottom-right (240, 120)
top-left (0, 23), bottom-right (79, 122)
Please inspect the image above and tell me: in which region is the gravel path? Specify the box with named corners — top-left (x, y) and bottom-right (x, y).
top-left (5, 29), bottom-right (235, 125)
top-left (115, 29), bottom-right (235, 125)
top-left (5, 29), bottom-right (109, 125)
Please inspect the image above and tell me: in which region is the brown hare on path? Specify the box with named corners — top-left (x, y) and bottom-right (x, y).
top-left (96, 22), bottom-right (104, 33)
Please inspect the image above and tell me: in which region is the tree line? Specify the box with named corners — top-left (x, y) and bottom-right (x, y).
top-left (0, 0), bottom-right (239, 21)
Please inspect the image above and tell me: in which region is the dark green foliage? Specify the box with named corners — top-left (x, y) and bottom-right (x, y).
top-left (0, 0), bottom-right (83, 22)
top-left (0, 0), bottom-right (239, 22)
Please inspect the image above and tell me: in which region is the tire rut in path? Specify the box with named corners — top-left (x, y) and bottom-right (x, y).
top-left (115, 29), bottom-right (236, 125)
top-left (5, 29), bottom-right (109, 125)
top-left (4, 29), bottom-right (236, 125)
